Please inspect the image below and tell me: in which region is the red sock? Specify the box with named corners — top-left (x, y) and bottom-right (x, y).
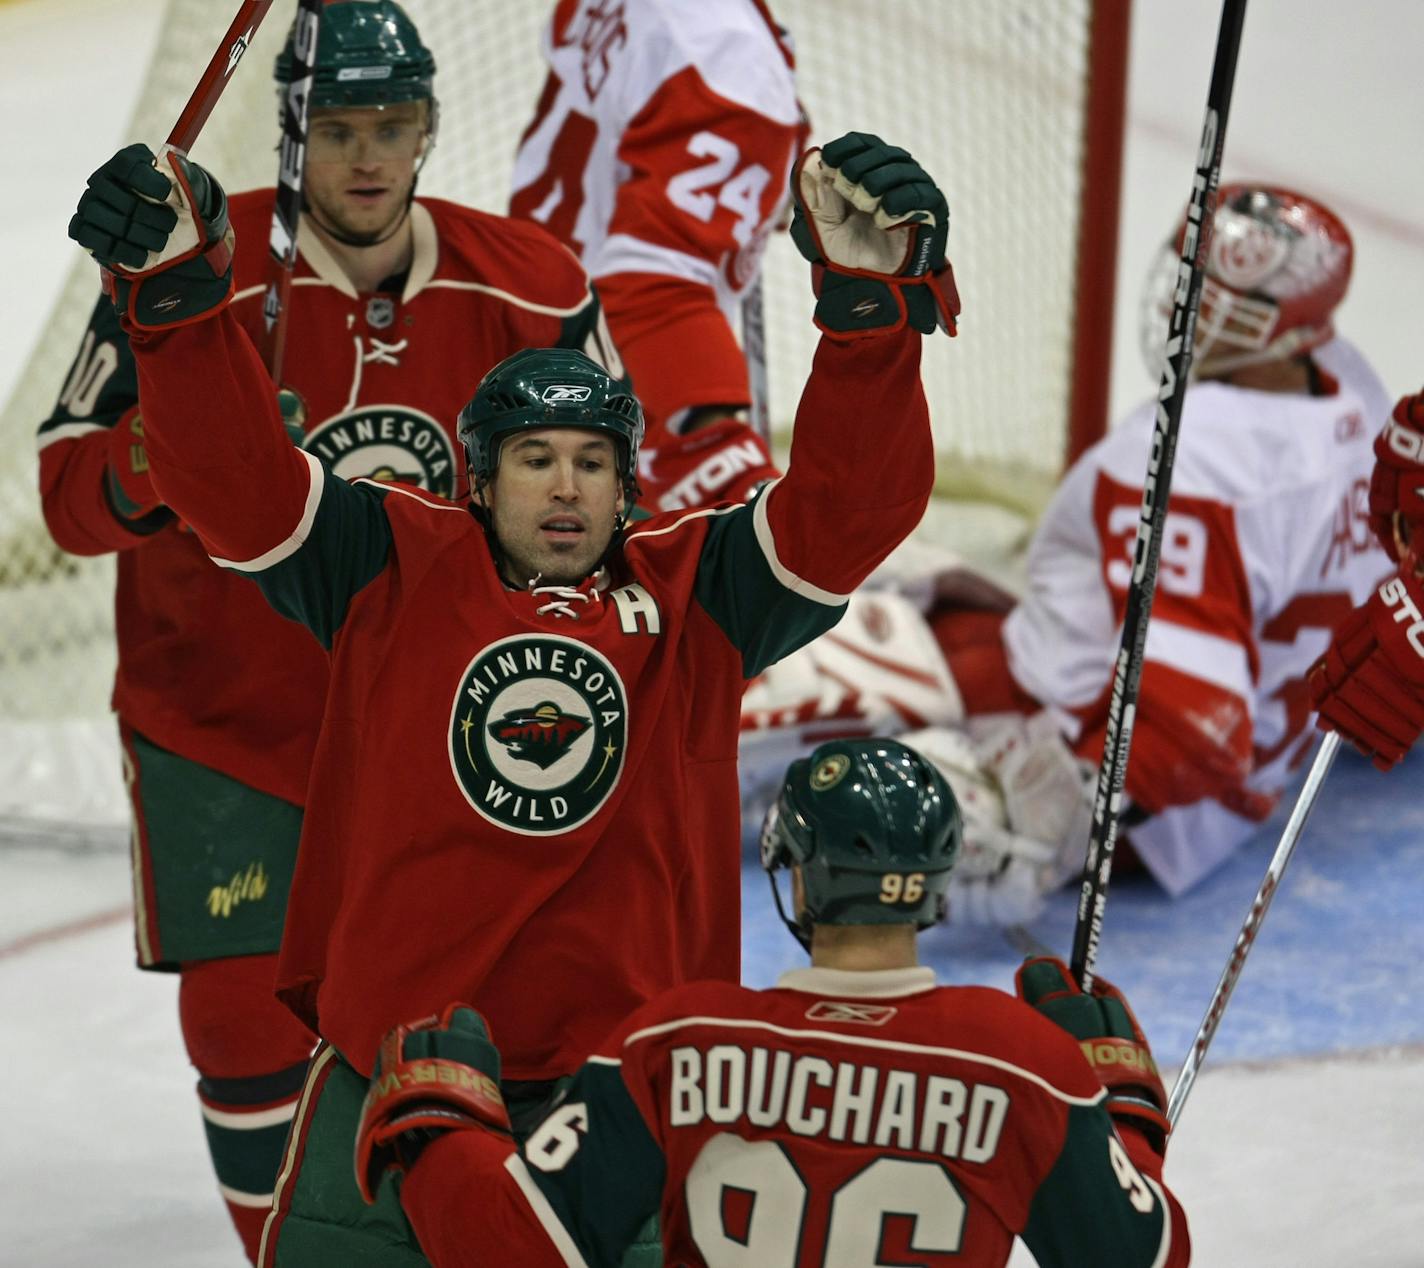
top-left (179, 955), bottom-right (317, 1265)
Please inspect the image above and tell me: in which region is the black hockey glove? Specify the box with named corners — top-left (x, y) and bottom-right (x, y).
top-left (790, 132), bottom-right (960, 339)
top-left (355, 1004), bottom-right (512, 1204)
top-left (69, 143), bottom-right (233, 331)
top-left (1016, 955), bottom-right (1172, 1157)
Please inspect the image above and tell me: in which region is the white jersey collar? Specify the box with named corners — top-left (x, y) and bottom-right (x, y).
top-left (295, 201), bottom-right (438, 302)
top-left (775, 966), bottom-right (938, 999)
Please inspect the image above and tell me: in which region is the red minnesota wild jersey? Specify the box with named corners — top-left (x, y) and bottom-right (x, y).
top-left (127, 306), bottom-right (933, 1081)
top-left (401, 968), bottom-right (1191, 1267)
top-left (37, 191), bottom-right (612, 805)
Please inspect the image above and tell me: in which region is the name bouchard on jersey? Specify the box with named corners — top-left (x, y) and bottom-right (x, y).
top-left (669, 1044), bottom-right (1009, 1162)
top-left (449, 634), bottom-right (627, 835)
top-left (304, 405), bottom-right (458, 497)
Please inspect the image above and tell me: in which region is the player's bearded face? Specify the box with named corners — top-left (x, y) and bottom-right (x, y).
top-left (482, 429), bottom-right (624, 586)
top-left (302, 103), bottom-right (428, 244)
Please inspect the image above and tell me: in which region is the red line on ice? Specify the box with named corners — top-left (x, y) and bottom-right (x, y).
top-left (0, 905), bottom-right (130, 960)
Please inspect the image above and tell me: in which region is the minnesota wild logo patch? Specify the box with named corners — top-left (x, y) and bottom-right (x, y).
top-left (303, 404), bottom-right (457, 496)
top-left (449, 634), bottom-right (627, 835)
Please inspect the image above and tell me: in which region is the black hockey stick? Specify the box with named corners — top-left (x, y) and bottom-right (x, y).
top-left (259, 0), bottom-right (324, 382)
top-left (1166, 732), bottom-right (1339, 1128)
top-left (1069, 0), bottom-right (1250, 990)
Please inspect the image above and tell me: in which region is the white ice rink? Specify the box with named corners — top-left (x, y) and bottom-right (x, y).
top-left (3, 1), bottom-right (1423, 1265)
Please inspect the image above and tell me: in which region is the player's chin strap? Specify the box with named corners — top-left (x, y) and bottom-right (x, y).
top-left (766, 868), bottom-right (814, 953)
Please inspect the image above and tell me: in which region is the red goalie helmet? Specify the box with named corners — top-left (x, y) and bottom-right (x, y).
top-left (1141, 183), bottom-right (1354, 378)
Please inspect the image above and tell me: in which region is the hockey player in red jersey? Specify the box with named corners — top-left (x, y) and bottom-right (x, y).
top-left (38, 4), bottom-right (622, 1258)
top-left (741, 184), bottom-right (1395, 915)
top-left (68, 121), bottom-right (958, 1265)
top-left (1310, 387), bottom-right (1424, 767)
top-left (355, 737), bottom-right (1191, 1267)
top-left (511, 0), bottom-right (804, 511)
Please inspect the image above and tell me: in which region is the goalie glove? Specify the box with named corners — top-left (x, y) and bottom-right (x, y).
top-left (1368, 390), bottom-right (1424, 563)
top-left (639, 415), bottom-right (780, 512)
top-left (1308, 567), bottom-right (1424, 770)
top-left (69, 143), bottom-right (234, 330)
top-left (790, 132), bottom-right (960, 340)
top-left (355, 1004), bottom-right (512, 1205)
top-left (1015, 955), bottom-right (1171, 1158)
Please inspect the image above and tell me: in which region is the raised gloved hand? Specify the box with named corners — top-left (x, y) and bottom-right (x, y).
top-left (1308, 568), bottom-right (1424, 770)
top-left (68, 142), bottom-right (233, 330)
top-left (355, 1004), bottom-right (511, 1204)
top-left (790, 132), bottom-right (960, 339)
top-left (1368, 391), bottom-right (1424, 562)
top-left (1016, 955), bottom-right (1171, 1157)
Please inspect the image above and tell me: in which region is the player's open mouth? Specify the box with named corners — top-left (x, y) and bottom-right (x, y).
top-left (347, 186), bottom-right (389, 204)
top-left (540, 517), bottom-right (585, 540)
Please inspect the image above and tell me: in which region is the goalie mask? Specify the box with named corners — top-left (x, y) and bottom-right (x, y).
top-left (458, 347), bottom-right (644, 523)
top-left (1141, 184), bottom-right (1353, 379)
top-left (760, 738), bottom-right (962, 951)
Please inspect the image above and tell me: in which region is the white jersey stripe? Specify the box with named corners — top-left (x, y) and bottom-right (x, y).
top-left (200, 1099), bottom-right (300, 1131)
top-left (36, 420), bottom-right (105, 451)
top-left (351, 478), bottom-right (471, 513)
top-left (504, 1154), bottom-right (592, 1268)
top-left (620, 1013), bottom-right (1105, 1107)
top-left (219, 1183), bottom-right (277, 1209)
top-left (587, 234), bottom-right (721, 291)
top-left (421, 278), bottom-right (594, 319)
top-left (624, 502), bottom-right (740, 542)
top-left (211, 450), bottom-right (325, 573)
top-left (1143, 619), bottom-right (1254, 699)
top-left (753, 482), bottom-right (850, 607)
top-left (232, 276), bottom-right (334, 305)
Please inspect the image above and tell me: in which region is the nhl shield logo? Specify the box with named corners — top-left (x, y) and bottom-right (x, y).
top-left (303, 405), bottom-right (458, 496)
top-left (449, 634), bottom-right (628, 835)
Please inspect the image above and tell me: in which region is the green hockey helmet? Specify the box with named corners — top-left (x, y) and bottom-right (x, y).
top-left (274, 0), bottom-right (436, 110)
top-left (760, 738), bottom-right (962, 950)
top-left (457, 347), bottom-right (644, 511)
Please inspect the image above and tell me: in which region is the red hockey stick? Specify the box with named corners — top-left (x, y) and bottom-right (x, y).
top-left (165, 1), bottom-right (278, 156)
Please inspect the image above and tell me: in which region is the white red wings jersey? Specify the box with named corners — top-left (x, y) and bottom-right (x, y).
top-left (401, 969), bottom-right (1190, 1267)
top-left (1003, 338), bottom-right (1392, 893)
top-left (511, 0), bottom-right (803, 430)
top-left (36, 190), bottom-right (610, 804)
top-left (127, 299), bottom-right (932, 1080)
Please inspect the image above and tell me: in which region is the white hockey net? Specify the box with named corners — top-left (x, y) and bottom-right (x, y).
top-left (0, 0), bottom-right (1124, 838)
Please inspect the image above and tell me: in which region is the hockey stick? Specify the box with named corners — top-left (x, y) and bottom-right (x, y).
top-left (742, 277), bottom-right (771, 441)
top-left (1166, 731), bottom-right (1340, 1129)
top-left (165, 1), bottom-right (277, 156)
top-left (258, 0), bottom-right (324, 381)
top-left (1069, 0), bottom-right (1249, 990)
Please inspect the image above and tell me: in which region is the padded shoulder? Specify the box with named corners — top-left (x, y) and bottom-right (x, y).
top-left (418, 198), bottom-right (593, 312)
